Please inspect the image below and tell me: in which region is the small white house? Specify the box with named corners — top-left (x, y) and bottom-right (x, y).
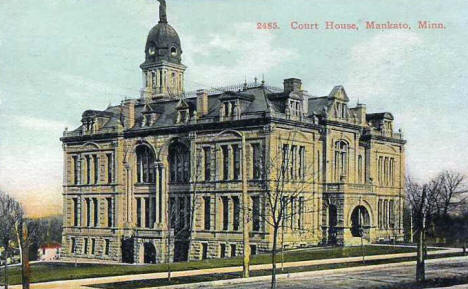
top-left (38, 243), bottom-right (61, 261)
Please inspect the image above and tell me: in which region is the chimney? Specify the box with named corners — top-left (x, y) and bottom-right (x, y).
top-left (355, 103), bottom-right (366, 124)
top-left (283, 78), bottom-right (302, 94)
top-left (196, 89), bottom-right (209, 117)
top-left (122, 99), bottom-right (136, 128)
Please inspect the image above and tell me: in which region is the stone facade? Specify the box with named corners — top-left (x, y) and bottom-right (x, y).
top-left (60, 2), bottom-right (406, 263)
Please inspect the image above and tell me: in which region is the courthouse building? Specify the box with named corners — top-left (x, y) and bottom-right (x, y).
top-left (61, 2), bottom-right (406, 263)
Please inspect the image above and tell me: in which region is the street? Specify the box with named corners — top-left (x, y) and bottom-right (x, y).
top-left (212, 257), bottom-right (468, 289)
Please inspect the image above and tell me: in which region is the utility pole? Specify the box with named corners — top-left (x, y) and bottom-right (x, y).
top-left (416, 187), bottom-right (427, 283)
top-left (241, 132), bottom-right (250, 278)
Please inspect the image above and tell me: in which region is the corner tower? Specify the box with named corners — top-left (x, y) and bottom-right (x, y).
top-left (140, 0), bottom-right (185, 99)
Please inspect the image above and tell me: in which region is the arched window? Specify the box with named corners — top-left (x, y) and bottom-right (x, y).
top-left (136, 145), bottom-right (155, 183)
top-left (334, 141), bottom-right (348, 181)
top-left (169, 142), bottom-right (190, 183)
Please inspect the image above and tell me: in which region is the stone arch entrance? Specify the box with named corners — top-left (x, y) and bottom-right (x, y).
top-left (121, 237), bottom-right (135, 263)
top-left (144, 242), bottom-right (156, 264)
top-left (350, 206), bottom-right (370, 237)
top-left (328, 204), bottom-right (338, 245)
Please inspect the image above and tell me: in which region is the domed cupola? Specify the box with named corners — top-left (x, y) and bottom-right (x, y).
top-left (142, 0), bottom-right (182, 66)
top-left (140, 0), bottom-right (186, 99)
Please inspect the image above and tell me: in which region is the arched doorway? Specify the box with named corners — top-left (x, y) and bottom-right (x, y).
top-left (121, 237), bottom-right (135, 263)
top-left (350, 206), bottom-right (370, 237)
top-left (144, 242), bottom-right (156, 264)
top-left (328, 205), bottom-right (338, 245)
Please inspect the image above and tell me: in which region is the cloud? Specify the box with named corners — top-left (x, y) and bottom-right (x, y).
top-left (183, 22), bottom-right (296, 89)
top-left (15, 115), bottom-right (71, 132)
top-left (345, 31), bottom-right (423, 99)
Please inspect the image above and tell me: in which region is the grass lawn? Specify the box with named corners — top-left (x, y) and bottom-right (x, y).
top-left (0, 245), bottom-right (429, 285)
top-left (89, 252), bottom-right (464, 289)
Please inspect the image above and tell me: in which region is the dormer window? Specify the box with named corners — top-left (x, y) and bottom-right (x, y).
top-left (288, 99), bottom-right (302, 118)
top-left (336, 102), bottom-right (347, 119)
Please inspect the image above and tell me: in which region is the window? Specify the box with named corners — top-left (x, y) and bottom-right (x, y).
top-left (390, 158), bottom-right (395, 186)
top-left (86, 155), bottom-right (91, 184)
top-left (389, 200), bottom-right (395, 228)
top-left (222, 145), bottom-right (229, 180)
top-left (334, 141), bottom-right (348, 181)
top-left (137, 198), bottom-right (142, 227)
top-left (384, 157), bottom-right (389, 185)
top-left (203, 197), bottom-right (211, 230)
top-left (222, 197), bottom-right (229, 230)
top-left (250, 245), bottom-right (257, 256)
top-left (86, 198), bottom-right (91, 227)
top-left (136, 146), bottom-right (155, 183)
top-left (71, 237), bottom-right (76, 254)
top-left (73, 155), bottom-right (79, 184)
top-left (383, 200), bottom-right (388, 228)
top-left (233, 196), bottom-right (240, 231)
top-left (233, 145), bottom-right (240, 180)
top-left (203, 147), bottom-right (211, 181)
top-left (299, 146), bottom-right (305, 179)
top-left (291, 145), bottom-right (297, 179)
top-left (201, 243), bottom-right (208, 260)
top-left (298, 197), bottom-right (304, 229)
top-left (73, 198), bottom-right (79, 227)
top-left (104, 239), bottom-right (110, 256)
top-left (378, 156), bottom-right (383, 185)
top-left (230, 244), bottom-right (236, 257)
top-left (83, 238), bottom-right (88, 254)
top-left (290, 197), bottom-right (296, 229)
top-left (252, 196), bottom-right (260, 231)
top-left (91, 238), bottom-right (96, 255)
top-left (93, 198), bottom-right (99, 227)
top-left (93, 155), bottom-right (99, 184)
top-left (169, 142), bottom-right (190, 183)
top-left (145, 197), bottom-right (150, 228)
top-left (282, 144), bottom-right (290, 180)
top-left (378, 200), bottom-right (382, 229)
top-left (220, 244), bottom-right (226, 258)
top-left (169, 197), bottom-right (176, 229)
top-left (252, 143), bottom-right (262, 179)
top-left (179, 197), bottom-right (186, 229)
top-left (358, 155), bottom-right (363, 184)
top-left (106, 153), bottom-right (113, 184)
top-left (107, 198), bottom-right (113, 227)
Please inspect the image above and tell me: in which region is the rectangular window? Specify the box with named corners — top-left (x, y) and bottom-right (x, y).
top-left (93, 154), bottom-right (99, 184)
top-left (233, 145), bottom-right (240, 180)
top-left (204, 147), bottom-right (211, 181)
top-left (291, 145), bottom-right (297, 179)
top-left (298, 197), bottom-right (304, 229)
top-left (358, 155), bottom-right (363, 184)
top-left (203, 197), bottom-right (211, 230)
top-left (222, 145), bottom-right (229, 180)
top-left (230, 244), bottom-right (236, 257)
top-left (71, 237), bottom-right (76, 253)
top-left (282, 144), bottom-right (289, 180)
top-left (222, 197), bottom-right (229, 231)
top-left (299, 146), bottom-right (305, 179)
top-left (201, 243), bottom-right (208, 260)
top-left (233, 196), bottom-right (240, 231)
top-left (84, 238), bottom-right (89, 254)
top-left (104, 239), bottom-right (110, 256)
top-left (73, 198), bottom-right (79, 227)
top-left (107, 197), bottom-right (113, 227)
top-left (179, 197), bottom-right (185, 229)
top-left (252, 196), bottom-right (260, 231)
top-left (250, 245), bottom-right (257, 256)
top-left (389, 200), bottom-right (395, 228)
top-left (290, 197), bottom-right (296, 229)
top-left (252, 143), bottom-right (261, 179)
top-left (91, 238), bottom-right (96, 255)
top-left (106, 153), bottom-right (113, 184)
top-left (86, 155), bottom-right (91, 184)
top-left (86, 198), bottom-right (91, 227)
top-left (169, 197), bottom-right (176, 229)
top-left (220, 244), bottom-right (226, 258)
top-left (73, 155), bottom-right (79, 184)
top-left (137, 198), bottom-right (142, 227)
top-left (93, 198), bottom-right (99, 227)
top-left (145, 197), bottom-right (150, 228)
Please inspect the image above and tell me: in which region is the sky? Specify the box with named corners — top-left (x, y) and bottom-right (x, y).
top-left (0, 0), bottom-right (467, 217)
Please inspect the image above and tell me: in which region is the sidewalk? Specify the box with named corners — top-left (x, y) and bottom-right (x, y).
top-left (10, 247), bottom-right (462, 289)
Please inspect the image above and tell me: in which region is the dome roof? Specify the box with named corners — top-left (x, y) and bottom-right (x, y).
top-left (141, 1), bottom-right (183, 67)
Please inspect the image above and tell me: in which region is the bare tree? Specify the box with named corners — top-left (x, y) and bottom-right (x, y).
top-left (0, 192), bottom-right (23, 289)
top-left (437, 171), bottom-right (467, 217)
top-left (260, 132), bottom-right (318, 289)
